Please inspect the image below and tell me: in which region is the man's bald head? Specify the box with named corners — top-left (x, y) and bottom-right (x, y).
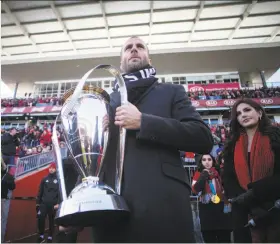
top-left (120, 36), bottom-right (151, 74)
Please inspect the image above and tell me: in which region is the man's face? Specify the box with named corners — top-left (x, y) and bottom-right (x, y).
top-left (49, 167), bottom-right (56, 174)
top-left (10, 129), bottom-right (17, 136)
top-left (120, 37), bottom-right (151, 74)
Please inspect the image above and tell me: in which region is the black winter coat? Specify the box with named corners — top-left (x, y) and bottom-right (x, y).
top-left (1, 171), bottom-right (16, 199)
top-left (37, 173), bottom-right (60, 206)
top-left (93, 81), bottom-right (214, 243)
top-left (223, 127), bottom-right (280, 236)
top-left (1, 133), bottom-right (19, 156)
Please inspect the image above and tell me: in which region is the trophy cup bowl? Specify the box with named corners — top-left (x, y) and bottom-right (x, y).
top-left (52, 65), bottom-right (130, 227)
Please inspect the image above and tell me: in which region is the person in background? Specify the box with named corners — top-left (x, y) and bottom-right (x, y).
top-left (1, 127), bottom-right (20, 166)
top-left (211, 133), bottom-right (221, 158)
top-left (223, 98), bottom-right (280, 243)
top-left (1, 156), bottom-right (16, 242)
top-left (32, 147), bottom-right (38, 155)
top-left (192, 154), bottom-right (232, 243)
top-left (36, 163), bottom-right (60, 243)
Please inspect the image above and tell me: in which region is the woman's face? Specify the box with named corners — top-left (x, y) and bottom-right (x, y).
top-left (201, 154), bottom-right (213, 169)
top-left (236, 103), bottom-right (261, 129)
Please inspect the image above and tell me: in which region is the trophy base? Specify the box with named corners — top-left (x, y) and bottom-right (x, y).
top-left (55, 194), bottom-right (130, 227)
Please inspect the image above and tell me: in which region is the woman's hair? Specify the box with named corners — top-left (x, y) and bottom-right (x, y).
top-left (223, 98), bottom-right (272, 157)
top-left (197, 154), bottom-right (217, 172)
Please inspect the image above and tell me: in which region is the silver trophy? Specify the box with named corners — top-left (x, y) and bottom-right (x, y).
top-left (52, 65), bottom-right (130, 227)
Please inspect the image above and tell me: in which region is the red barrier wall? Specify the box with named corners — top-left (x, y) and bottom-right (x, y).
top-left (5, 167), bottom-right (91, 242)
top-left (5, 167), bottom-right (49, 242)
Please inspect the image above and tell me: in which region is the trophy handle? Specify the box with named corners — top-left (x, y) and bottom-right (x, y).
top-left (59, 65), bottom-right (127, 196)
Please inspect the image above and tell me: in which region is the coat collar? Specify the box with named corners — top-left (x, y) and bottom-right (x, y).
top-left (110, 80), bottom-right (159, 109)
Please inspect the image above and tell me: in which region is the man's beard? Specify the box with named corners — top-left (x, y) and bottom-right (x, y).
top-left (124, 59), bottom-right (149, 74)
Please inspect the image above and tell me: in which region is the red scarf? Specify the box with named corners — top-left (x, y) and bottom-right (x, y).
top-left (234, 131), bottom-right (275, 190)
top-left (192, 168), bottom-right (224, 200)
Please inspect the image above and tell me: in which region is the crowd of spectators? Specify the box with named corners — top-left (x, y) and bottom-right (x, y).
top-left (1, 87), bottom-right (280, 108)
top-left (1, 123), bottom-right (65, 158)
top-left (188, 87), bottom-right (280, 101)
top-left (1, 94), bottom-right (63, 108)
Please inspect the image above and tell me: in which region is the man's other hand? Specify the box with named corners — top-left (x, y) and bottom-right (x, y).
top-left (115, 102), bottom-right (142, 129)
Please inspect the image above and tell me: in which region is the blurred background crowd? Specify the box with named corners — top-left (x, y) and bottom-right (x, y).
top-left (188, 87), bottom-right (280, 100)
top-left (1, 87), bottom-right (280, 108)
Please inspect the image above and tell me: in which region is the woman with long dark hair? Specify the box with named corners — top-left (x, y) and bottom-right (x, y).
top-left (223, 98), bottom-right (280, 243)
top-left (192, 154), bottom-right (232, 243)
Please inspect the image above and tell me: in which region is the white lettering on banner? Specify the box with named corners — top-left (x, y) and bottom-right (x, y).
top-left (189, 86), bottom-right (204, 92)
top-left (223, 100), bottom-right (236, 106)
top-left (192, 101), bottom-right (200, 107)
top-left (11, 107), bottom-right (25, 113)
top-left (31, 107), bottom-right (45, 113)
top-left (206, 100), bottom-right (218, 106)
top-left (260, 99), bottom-right (273, 104)
top-left (51, 106), bottom-right (62, 112)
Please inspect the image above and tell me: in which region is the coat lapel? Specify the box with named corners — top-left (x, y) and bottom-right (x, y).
top-left (134, 80), bottom-right (158, 106)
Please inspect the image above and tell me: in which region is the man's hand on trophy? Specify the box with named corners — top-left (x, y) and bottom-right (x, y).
top-left (102, 114), bottom-right (109, 132)
top-left (115, 102), bottom-right (142, 129)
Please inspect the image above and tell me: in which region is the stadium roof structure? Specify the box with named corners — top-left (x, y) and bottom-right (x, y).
top-left (1, 0), bottom-right (280, 65)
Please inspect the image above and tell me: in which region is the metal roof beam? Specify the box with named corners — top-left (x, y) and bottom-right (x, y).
top-left (265, 26), bottom-right (280, 42)
top-left (148, 1), bottom-right (154, 47)
top-left (1, 1), bottom-right (42, 54)
top-left (228, 0), bottom-right (258, 42)
top-left (100, 0), bottom-right (112, 49)
top-left (8, 1), bottom-right (245, 15)
top-left (1, 48), bottom-right (11, 56)
top-left (49, 1), bottom-right (77, 52)
top-left (188, 1), bottom-right (205, 43)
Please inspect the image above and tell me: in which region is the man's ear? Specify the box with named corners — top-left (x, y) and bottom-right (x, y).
top-left (149, 58), bottom-right (152, 66)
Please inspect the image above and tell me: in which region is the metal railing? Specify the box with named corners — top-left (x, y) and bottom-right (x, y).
top-left (184, 165), bottom-right (198, 200)
top-left (15, 148), bottom-right (68, 178)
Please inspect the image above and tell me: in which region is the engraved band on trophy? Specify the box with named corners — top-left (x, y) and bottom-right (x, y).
top-left (52, 65), bottom-right (130, 227)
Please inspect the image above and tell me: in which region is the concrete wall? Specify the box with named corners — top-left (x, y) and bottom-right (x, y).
top-left (239, 68), bottom-right (279, 88)
top-left (16, 82), bottom-right (34, 97)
